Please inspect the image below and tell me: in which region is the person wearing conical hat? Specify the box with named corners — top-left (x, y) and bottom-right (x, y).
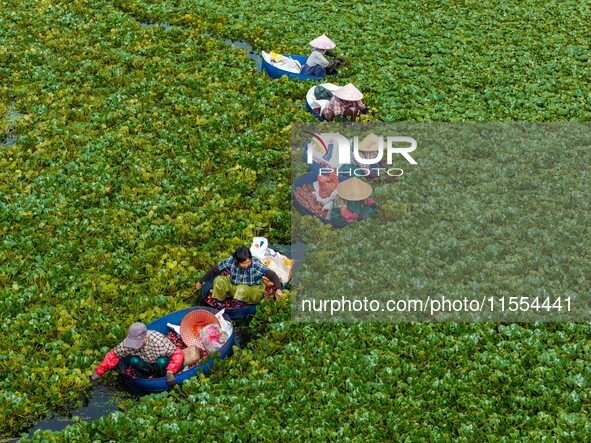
top-left (321, 83), bottom-right (368, 122)
top-left (355, 133), bottom-right (384, 177)
top-left (300, 34), bottom-right (346, 77)
top-left (337, 177), bottom-right (373, 201)
top-left (331, 177), bottom-right (377, 223)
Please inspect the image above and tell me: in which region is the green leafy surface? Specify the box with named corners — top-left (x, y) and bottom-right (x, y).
top-left (1, 0), bottom-right (590, 440)
top-left (292, 123), bottom-right (591, 323)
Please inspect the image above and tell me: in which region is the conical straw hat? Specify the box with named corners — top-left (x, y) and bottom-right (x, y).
top-left (358, 133), bottom-right (381, 152)
top-left (309, 34), bottom-right (336, 50)
top-left (333, 83), bottom-right (363, 101)
top-left (337, 177), bottom-right (373, 201)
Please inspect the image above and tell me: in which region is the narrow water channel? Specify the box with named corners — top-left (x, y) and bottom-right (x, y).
top-left (23, 385), bottom-right (135, 439)
top-left (2, 105), bottom-right (21, 147)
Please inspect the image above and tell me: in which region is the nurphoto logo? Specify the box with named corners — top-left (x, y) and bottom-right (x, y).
top-left (305, 132), bottom-right (417, 177)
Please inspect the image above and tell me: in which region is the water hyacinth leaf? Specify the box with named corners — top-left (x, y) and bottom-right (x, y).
top-left (2, 0), bottom-right (591, 439)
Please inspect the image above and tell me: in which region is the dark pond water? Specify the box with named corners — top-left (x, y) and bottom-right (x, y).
top-left (1, 133), bottom-right (19, 147)
top-left (224, 39), bottom-right (263, 71)
top-left (21, 384), bottom-right (135, 440)
top-left (2, 106), bottom-right (21, 147)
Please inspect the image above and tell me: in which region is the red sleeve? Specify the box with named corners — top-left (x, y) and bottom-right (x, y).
top-left (166, 348), bottom-right (185, 374)
top-left (95, 349), bottom-right (120, 376)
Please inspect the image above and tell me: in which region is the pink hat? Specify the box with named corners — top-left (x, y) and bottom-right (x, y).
top-left (309, 34), bottom-right (336, 50)
top-left (333, 83), bottom-right (364, 101)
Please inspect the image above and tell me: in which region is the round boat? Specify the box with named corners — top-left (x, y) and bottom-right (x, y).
top-left (292, 172), bottom-right (348, 228)
top-left (262, 53), bottom-right (337, 80)
top-left (118, 306), bottom-right (234, 395)
top-left (201, 245), bottom-right (292, 319)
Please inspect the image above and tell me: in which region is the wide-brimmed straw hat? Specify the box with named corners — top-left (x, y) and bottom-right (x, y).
top-left (309, 34), bottom-right (336, 50)
top-left (333, 83), bottom-right (363, 101)
top-left (358, 133), bottom-right (381, 152)
top-left (337, 177), bottom-right (373, 201)
top-left (180, 309), bottom-right (220, 348)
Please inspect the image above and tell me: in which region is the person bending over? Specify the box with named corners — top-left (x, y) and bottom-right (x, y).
top-left (322, 83), bottom-right (368, 122)
top-left (90, 322), bottom-right (184, 385)
top-left (300, 34), bottom-right (345, 77)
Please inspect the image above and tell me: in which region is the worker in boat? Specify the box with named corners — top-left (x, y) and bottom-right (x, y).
top-left (195, 246), bottom-right (284, 305)
top-left (90, 322), bottom-right (184, 385)
top-left (300, 34), bottom-right (345, 77)
top-left (321, 83), bottom-right (368, 122)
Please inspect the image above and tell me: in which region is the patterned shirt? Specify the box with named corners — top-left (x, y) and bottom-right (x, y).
top-left (113, 330), bottom-right (177, 364)
top-left (325, 96), bottom-right (367, 117)
top-left (217, 256), bottom-right (269, 286)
